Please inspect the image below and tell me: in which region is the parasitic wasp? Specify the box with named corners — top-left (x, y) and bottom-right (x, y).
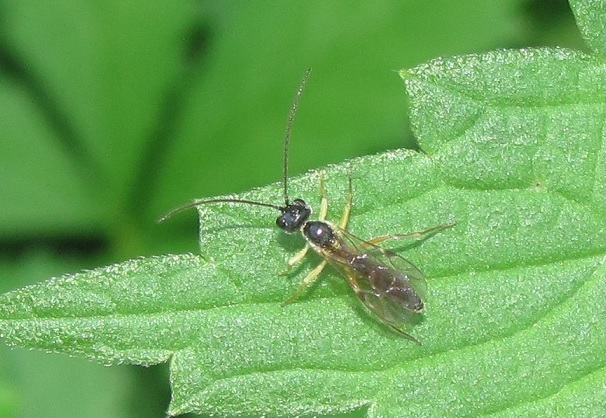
top-left (160, 69), bottom-right (454, 343)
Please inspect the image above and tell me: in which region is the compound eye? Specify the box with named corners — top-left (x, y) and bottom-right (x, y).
top-left (276, 216), bottom-right (288, 229)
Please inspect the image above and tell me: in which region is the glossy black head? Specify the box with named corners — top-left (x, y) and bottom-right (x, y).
top-left (276, 199), bottom-right (311, 233)
top-left (303, 220), bottom-right (335, 248)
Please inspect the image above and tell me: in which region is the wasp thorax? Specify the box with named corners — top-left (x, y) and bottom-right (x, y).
top-left (276, 199), bottom-right (311, 233)
top-left (303, 221), bottom-right (335, 248)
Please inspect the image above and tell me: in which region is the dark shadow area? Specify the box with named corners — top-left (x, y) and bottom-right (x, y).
top-left (125, 21), bottom-right (214, 221)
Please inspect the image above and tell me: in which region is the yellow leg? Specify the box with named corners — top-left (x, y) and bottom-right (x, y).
top-left (365, 222), bottom-right (456, 246)
top-left (279, 244), bottom-right (310, 275)
top-left (281, 260), bottom-right (328, 306)
top-left (339, 174), bottom-right (353, 229)
top-left (318, 171), bottom-right (328, 221)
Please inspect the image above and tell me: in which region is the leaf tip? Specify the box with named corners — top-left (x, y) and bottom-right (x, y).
top-left (397, 68), bottom-right (411, 81)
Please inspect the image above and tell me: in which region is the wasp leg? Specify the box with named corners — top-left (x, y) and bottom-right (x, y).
top-left (365, 222), bottom-right (455, 246)
top-left (279, 244), bottom-right (310, 276)
top-left (282, 260), bottom-right (328, 306)
top-left (339, 172), bottom-right (353, 229)
top-left (318, 171), bottom-right (328, 221)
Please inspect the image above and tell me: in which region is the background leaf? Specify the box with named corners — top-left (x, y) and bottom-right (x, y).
top-left (569, 0), bottom-right (606, 56)
top-left (0, 1), bottom-right (601, 418)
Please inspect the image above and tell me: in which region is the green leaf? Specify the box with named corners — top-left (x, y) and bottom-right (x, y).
top-left (2, 15), bottom-right (606, 418)
top-left (570, 0), bottom-right (606, 56)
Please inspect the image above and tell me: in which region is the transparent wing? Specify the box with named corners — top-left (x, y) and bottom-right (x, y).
top-left (377, 246), bottom-right (427, 301)
top-left (334, 225), bottom-right (428, 303)
top-left (331, 261), bottom-right (422, 343)
top-left (314, 224), bottom-right (427, 342)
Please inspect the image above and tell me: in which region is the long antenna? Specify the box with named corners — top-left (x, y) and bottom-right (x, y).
top-left (282, 68), bottom-right (312, 205)
top-left (159, 69), bottom-right (312, 223)
top-left (158, 198), bottom-right (284, 223)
